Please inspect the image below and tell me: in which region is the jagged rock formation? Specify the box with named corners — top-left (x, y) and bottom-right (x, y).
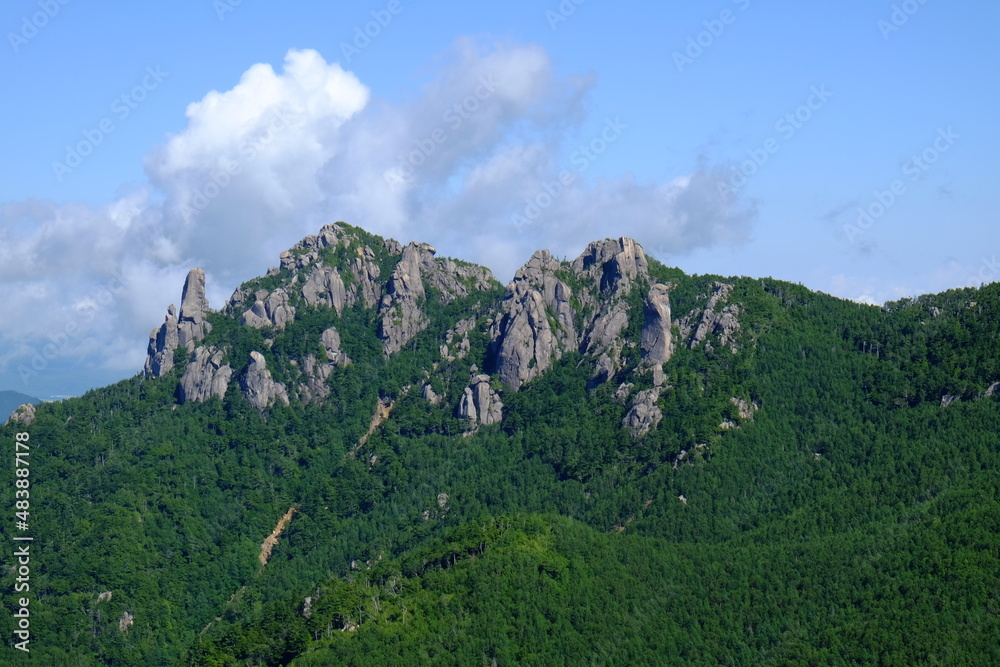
top-left (296, 355), bottom-right (333, 404)
top-left (321, 327), bottom-right (351, 366)
top-left (294, 330), bottom-right (349, 404)
top-left (623, 388), bottom-right (663, 437)
top-left (487, 251), bottom-right (567, 391)
top-left (489, 238), bottom-right (658, 392)
top-left (140, 225), bottom-right (740, 441)
top-left (240, 288), bottom-right (295, 330)
top-left (641, 284), bottom-right (673, 365)
top-left (678, 282), bottom-right (740, 352)
top-left (987, 382), bottom-right (999, 397)
top-left (422, 384), bottom-right (442, 405)
top-left (731, 397), bottom-right (758, 420)
top-left (145, 268), bottom-right (213, 377)
top-left (457, 374), bottom-right (503, 426)
top-left (178, 268), bottom-right (212, 347)
top-left (6, 403), bottom-right (36, 426)
top-left (378, 243), bottom-right (431, 355)
top-left (178, 346), bottom-right (232, 403)
top-left (441, 318), bottom-right (476, 361)
top-left (241, 351), bottom-right (289, 410)
top-left (302, 265), bottom-right (347, 313)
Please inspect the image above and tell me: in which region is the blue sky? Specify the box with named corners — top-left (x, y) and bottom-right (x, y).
top-left (1, 0), bottom-right (998, 400)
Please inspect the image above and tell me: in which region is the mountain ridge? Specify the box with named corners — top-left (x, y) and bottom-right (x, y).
top-left (2, 221), bottom-right (998, 665)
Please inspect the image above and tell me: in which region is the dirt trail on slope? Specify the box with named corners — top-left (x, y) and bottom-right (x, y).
top-left (259, 505), bottom-right (299, 565)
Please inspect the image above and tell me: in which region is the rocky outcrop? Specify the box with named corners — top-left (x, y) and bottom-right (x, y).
top-left (422, 383), bottom-right (442, 405)
top-left (940, 394), bottom-right (959, 408)
top-left (680, 282), bottom-right (740, 352)
top-left (301, 265), bottom-right (347, 313)
top-left (487, 250), bottom-right (575, 391)
top-left (348, 248), bottom-right (384, 310)
top-left (145, 268), bottom-right (213, 378)
top-left (488, 239), bottom-right (656, 392)
top-left (488, 281), bottom-right (559, 391)
top-left (177, 268), bottom-right (211, 348)
top-left (241, 351), bottom-right (289, 410)
top-left (6, 403), bottom-right (36, 427)
top-left (641, 284), bottom-right (673, 365)
top-left (731, 397), bottom-right (758, 420)
top-left (986, 382), bottom-right (999, 398)
top-left (296, 355), bottom-right (333, 404)
top-left (623, 388), bottom-right (662, 437)
top-left (321, 327), bottom-right (351, 366)
top-left (378, 243), bottom-right (431, 355)
top-left (178, 346), bottom-right (232, 403)
top-left (440, 318), bottom-right (476, 361)
top-left (457, 374), bottom-right (503, 426)
top-left (145, 306), bottom-right (180, 377)
top-left (571, 237), bottom-right (648, 295)
top-left (240, 288), bottom-right (295, 330)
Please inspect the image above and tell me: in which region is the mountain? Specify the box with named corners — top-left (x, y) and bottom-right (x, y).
top-left (2, 222), bottom-right (999, 666)
top-left (1, 390), bottom-right (40, 423)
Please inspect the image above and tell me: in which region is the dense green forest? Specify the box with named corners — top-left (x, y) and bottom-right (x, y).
top-left (2, 224), bottom-right (998, 665)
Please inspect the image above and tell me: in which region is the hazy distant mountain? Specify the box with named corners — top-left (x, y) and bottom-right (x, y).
top-left (3, 222), bottom-right (998, 665)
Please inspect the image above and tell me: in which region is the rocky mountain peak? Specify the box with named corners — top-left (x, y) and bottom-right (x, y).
top-left (146, 268), bottom-right (213, 378)
top-left (571, 237), bottom-right (649, 293)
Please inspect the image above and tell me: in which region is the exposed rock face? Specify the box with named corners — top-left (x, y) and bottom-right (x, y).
top-left (241, 351), bottom-right (289, 410)
top-left (422, 383), bottom-right (442, 405)
top-left (119, 611), bottom-right (134, 633)
top-left (941, 394), bottom-right (959, 408)
top-left (321, 327), bottom-right (351, 366)
top-left (731, 397), bottom-right (758, 420)
top-left (178, 346), bottom-right (232, 404)
top-left (571, 237), bottom-right (648, 294)
top-left (441, 318), bottom-right (476, 361)
top-left (301, 265), bottom-right (347, 313)
top-left (488, 250), bottom-right (574, 391)
top-left (986, 382), bottom-right (999, 397)
top-left (641, 284), bottom-right (673, 365)
top-left (589, 353), bottom-right (616, 389)
top-left (145, 268), bottom-right (213, 378)
top-left (178, 268), bottom-right (211, 348)
top-left (457, 374), bottom-right (503, 426)
top-left (378, 243), bottom-right (430, 355)
top-left (145, 307), bottom-right (180, 377)
top-left (241, 288), bottom-right (295, 330)
top-left (348, 248), bottom-right (384, 310)
top-left (296, 355), bottom-right (333, 404)
top-left (681, 282), bottom-right (740, 352)
top-left (6, 403), bottom-right (36, 426)
top-left (488, 239), bottom-right (656, 392)
top-left (623, 388), bottom-right (662, 437)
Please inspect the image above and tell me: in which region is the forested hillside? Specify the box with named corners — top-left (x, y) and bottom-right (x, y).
top-left (3, 223), bottom-right (998, 665)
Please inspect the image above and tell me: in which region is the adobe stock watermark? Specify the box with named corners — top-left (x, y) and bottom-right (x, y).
top-left (546, 0), bottom-right (587, 30)
top-left (843, 126), bottom-right (959, 244)
top-left (51, 66), bottom-right (169, 182)
top-left (673, 0), bottom-right (751, 73)
top-left (386, 75), bottom-right (501, 184)
top-left (878, 0), bottom-right (931, 40)
top-left (511, 117), bottom-right (627, 229)
top-left (179, 108), bottom-right (295, 221)
top-left (214, 0), bottom-right (245, 21)
top-left (717, 84), bottom-right (833, 198)
top-left (8, 0), bottom-right (71, 54)
top-left (340, 0), bottom-right (409, 63)
top-left (965, 255), bottom-right (1000, 288)
top-left (17, 270), bottom-right (129, 386)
